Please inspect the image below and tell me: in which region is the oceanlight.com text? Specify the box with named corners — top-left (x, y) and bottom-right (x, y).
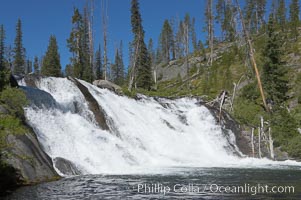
top-left (135, 183), bottom-right (295, 196)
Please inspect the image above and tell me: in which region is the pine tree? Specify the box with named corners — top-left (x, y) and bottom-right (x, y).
top-left (13, 18), bottom-right (25, 75)
top-left (148, 38), bottom-right (155, 66)
top-left (159, 20), bottom-right (173, 62)
top-left (216, 0), bottom-right (236, 41)
top-left (191, 17), bottom-right (198, 52)
top-left (111, 47), bottom-right (124, 85)
top-left (244, 0), bottom-right (254, 31)
top-left (175, 20), bottom-right (184, 59)
top-left (257, 0), bottom-right (266, 29)
top-left (119, 41), bottom-right (125, 81)
top-left (25, 59), bottom-right (32, 74)
top-left (33, 56), bottom-right (39, 75)
top-left (148, 38), bottom-right (156, 84)
top-left (94, 44), bottom-right (102, 80)
top-left (289, 0), bottom-right (300, 40)
top-left (205, 0), bottom-right (214, 66)
top-left (82, 6), bottom-right (93, 82)
top-left (65, 64), bottom-right (73, 77)
top-left (0, 24), bottom-right (9, 91)
top-left (129, 0), bottom-right (152, 90)
top-left (271, 0), bottom-right (279, 19)
top-left (277, 0), bottom-right (286, 31)
top-left (262, 15), bottom-right (288, 105)
top-left (41, 35), bottom-right (61, 77)
top-left (0, 25), bottom-right (5, 72)
top-left (67, 8), bottom-right (84, 78)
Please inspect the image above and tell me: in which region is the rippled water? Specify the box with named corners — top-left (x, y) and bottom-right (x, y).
top-left (5, 167), bottom-right (301, 200)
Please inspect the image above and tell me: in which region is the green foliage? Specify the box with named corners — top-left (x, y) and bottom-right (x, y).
top-left (33, 56), bottom-right (39, 75)
top-left (130, 0), bottom-right (152, 90)
top-left (270, 108), bottom-right (299, 147)
top-left (286, 136), bottom-right (301, 158)
top-left (13, 19), bottom-right (25, 75)
top-left (67, 7), bottom-right (93, 82)
top-left (0, 87), bottom-right (28, 189)
top-left (244, 0), bottom-right (266, 33)
top-left (215, 0), bottom-right (236, 41)
top-left (233, 98), bottom-right (266, 126)
top-left (122, 87), bottom-right (137, 98)
top-left (94, 45), bottom-right (102, 80)
top-left (111, 46), bottom-right (125, 86)
top-left (41, 35), bottom-right (61, 77)
top-left (262, 15), bottom-right (288, 105)
top-left (289, 0), bottom-right (300, 40)
top-left (277, 0), bottom-right (286, 30)
top-left (189, 63), bottom-right (197, 75)
top-left (241, 82), bottom-right (260, 101)
top-left (0, 88), bottom-right (28, 117)
top-left (136, 41), bottom-right (152, 89)
top-left (159, 20), bottom-right (174, 62)
top-left (0, 116), bottom-right (27, 148)
top-left (0, 25), bottom-right (5, 73)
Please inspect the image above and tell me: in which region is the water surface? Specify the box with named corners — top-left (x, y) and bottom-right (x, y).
top-left (6, 167), bottom-right (301, 200)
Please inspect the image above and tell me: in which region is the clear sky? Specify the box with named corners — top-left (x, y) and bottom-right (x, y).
top-left (0, 0), bottom-right (207, 70)
top-left (0, 0), bottom-right (299, 70)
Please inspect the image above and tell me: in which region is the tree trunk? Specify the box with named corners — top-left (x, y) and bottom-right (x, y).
top-left (258, 127), bottom-right (261, 158)
top-left (102, 0), bottom-right (108, 80)
top-left (251, 128), bottom-right (255, 157)
top-left (235, 0), bottom-right (269, 112)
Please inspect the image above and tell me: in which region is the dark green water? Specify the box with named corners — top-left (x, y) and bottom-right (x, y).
top-left (5, 167), bottom-right (301, 200)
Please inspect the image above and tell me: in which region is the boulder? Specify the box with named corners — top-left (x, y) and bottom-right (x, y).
top-left (1, 132), bottom-right (59, 194)
top-left (68, 77), bottom-right (110, 130)
top-left (53, 157), bottom-right (81, 176)
top-left (10, 74), bottom-right (19, 88)
top-left (93, 79), bottom-right (123, 95)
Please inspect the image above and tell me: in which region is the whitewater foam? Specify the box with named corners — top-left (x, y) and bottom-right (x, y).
top-left (20, 77), bottom-right (301, 175)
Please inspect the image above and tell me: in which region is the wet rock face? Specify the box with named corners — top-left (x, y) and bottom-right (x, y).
top-left (203, 103), bottom-right (253, 156)
top-left (203, 103), bottom-right (289, 160)
top-left (2, 132), bottom-right (59, 191)
top-left (20, 86), bottom-right (57, 109)
top-left (53, 157), bottom-right (81, 176)
top-left (68, 77), bottom-right (110, 130)
top-left (93, 79), bottom-right (123, 95)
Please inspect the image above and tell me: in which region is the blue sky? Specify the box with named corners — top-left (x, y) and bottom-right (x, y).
top-left (0, 0), bottom-right (299, 70)
top-left (0, 0), bottom-right (207, 69)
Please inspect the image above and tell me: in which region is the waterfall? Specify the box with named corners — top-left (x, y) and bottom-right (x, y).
top-left (19, 77), bottom-right (300, 175)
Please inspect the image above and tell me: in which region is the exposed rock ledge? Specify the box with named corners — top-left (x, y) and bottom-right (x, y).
top-left (93, 79), bottom-right (123, 95)
top-left (203, 102), bottom-right (289, 161)
top-left (0, 131), bottom-right (60, 195)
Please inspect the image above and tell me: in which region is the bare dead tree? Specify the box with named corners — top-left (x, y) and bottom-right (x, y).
top-left (206, 0), bottom-right (214, 66)
top-left (235, 0), bottom-right (269, 112)
top-left (251, 128), bottom-right (255, 157)
top-left (128, 32), bottom-right (141, 92)
top-left (88, 0), bottom-right (95, 79)
top-left (182, 20), bottom-right (190, 88)
top-left (101, 0), bottom-right (108, 80)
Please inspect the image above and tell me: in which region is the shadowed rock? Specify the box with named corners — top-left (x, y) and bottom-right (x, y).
top-left (2, 132), bottom-right (59, 193)
top-left (53, 157), bottom-right (81, 176)
top-left (202, 102), bottom-right (252, 157)
top-left (68, 77), bottom-right (109, 130)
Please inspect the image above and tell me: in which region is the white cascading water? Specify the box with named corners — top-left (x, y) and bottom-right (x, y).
top-left (19, 77), bottom-right (301, 175)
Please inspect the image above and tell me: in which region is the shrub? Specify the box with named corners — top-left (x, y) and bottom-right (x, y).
top-left (0, 88), bottom-right (27, 117)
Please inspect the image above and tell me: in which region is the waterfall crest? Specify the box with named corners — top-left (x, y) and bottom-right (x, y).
top-left (19, 77), bottom-right (300, 175)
